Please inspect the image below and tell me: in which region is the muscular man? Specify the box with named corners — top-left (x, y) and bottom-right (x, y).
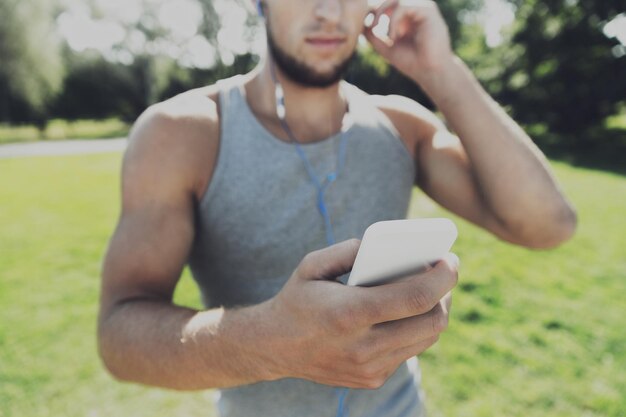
top-left (98, 0), bottom-right (577, 416)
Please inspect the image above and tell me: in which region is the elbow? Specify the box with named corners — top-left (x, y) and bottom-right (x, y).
top-left (99, 352), bottom-right (128, 384)
top-left (97, 328), bottom-right (149, 386)
top-left (96, 309), bottom-right (207, 391)
top-left (97, 319), bottom-right (128, 383)
top-left (521, 205), bottom-right (578, 249)
top-left (97, 308), bottom-right (138, 384)
top-left (98, 350), bottom-right (126, 384)
top-left (541, 204), bottom-right (578, 248)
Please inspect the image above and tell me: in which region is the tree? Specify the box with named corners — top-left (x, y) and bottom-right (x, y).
top-left (51, 48), bottom-right (145, 122)
top-left (40, 0), bottom-right (255, 123)
top-left (0, 0), bottom-right (64, 124)
top-left (496, 0), bottom-right (626, 141)
top-left (91, 0), bottom-right (223, 108)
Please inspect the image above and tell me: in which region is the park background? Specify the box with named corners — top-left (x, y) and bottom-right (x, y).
top-left (0, 0), bottom-right (625, 416)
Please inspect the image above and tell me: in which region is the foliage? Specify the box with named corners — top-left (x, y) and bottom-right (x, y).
top-left (437, 0), bottom-right (485, 49)
top-left (493, 0), bottom-right (626, 140)
top-left (51, 49), bottom-right (146, 122)
top-left (89, 0), bottom-right (218, 107)
top-left (0, 153), bottom-right (624, 416)
top-left (1, 0), bottom-right (625, 159)
top-left (347, 47), bottom-right (432, 108)
top-left (159, 53), bottom-right (261, 100)
top-left (51, 51), bottom-right (260, 123)
top-left (0, 0), bottom-right (64, 119)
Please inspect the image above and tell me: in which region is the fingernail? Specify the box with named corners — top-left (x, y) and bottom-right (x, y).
top-left (364, 12), bottom-right (375, 28)
top-left (447, 253), bottom-right (460, 268)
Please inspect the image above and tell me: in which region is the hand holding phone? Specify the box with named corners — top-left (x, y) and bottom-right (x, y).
top-left (347, 218), bottom-right (458, 286)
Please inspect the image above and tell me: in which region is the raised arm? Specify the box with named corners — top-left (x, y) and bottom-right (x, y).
top-left (365, 0), bottom-right (576, 248)
top-left (418, 61), bottom-right (576, 248)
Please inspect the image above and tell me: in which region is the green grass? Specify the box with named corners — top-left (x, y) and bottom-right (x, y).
top-left (0, 119), bottom-right (130, 145)
top-left (0, 154), bottom-right (624, 417)
top-left (411, 166), bottom-right (626, 417)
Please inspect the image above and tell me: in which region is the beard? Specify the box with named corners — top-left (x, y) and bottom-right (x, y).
top-left (266, 25), bottom-right (355, 88)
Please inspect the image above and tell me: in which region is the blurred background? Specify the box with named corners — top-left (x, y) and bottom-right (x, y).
top-left (1, 0), bottom-right (625, 166)
top-left (0, 0), bottom-right (625, 416)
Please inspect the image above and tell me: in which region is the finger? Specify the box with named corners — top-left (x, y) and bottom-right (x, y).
top-left (436, 252), bottom-right (460, 270)
top-left (363, 25), bottom-right (393, 59)
top-left (351, 252), bottom-right (459, 324)
top-left (387, 1), bottom-right (439, 41)
top-left (443, 290), bottom-right (453, 313)
top-left (372, 0), bottom-right (399, 17)
top-left (304, 369), bottom-right (371, 390)
top-left (297, 239), bottom-right (361, 281)
top-left (388, 4), bottom-right (404, 41)
top-left (304, 364), bottom-right (367, 389)
top-left (370, 298), bottom-right (450, 351)
top-left (370, 0), bottom-right (398, 28)
top-left (389, 334), bottom-right (440, 364)
top-left (363, 11), bottom-right (376, 29)
top-left (342, 335), bottom-right (439, 390)
top-left (389, 4), bottom-right (428, 41)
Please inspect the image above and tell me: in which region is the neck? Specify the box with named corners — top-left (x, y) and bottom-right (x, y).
top-left (247, 57), bottom-right (348, 143)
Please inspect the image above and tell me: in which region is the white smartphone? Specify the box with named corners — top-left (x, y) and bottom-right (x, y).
top-left (347, 218), bottom-right (458, 287)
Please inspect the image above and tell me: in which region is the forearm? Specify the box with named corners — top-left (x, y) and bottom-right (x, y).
top-left (417, 57), bottom-right (576, 243)
top-left (98, 299), bottom-right (279, 390)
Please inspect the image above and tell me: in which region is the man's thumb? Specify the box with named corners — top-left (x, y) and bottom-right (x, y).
top-left (297, 239), bottom-right (361, 281)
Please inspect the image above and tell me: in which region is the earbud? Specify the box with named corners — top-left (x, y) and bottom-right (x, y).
top-left (257, 0), bottom-right (264, 17)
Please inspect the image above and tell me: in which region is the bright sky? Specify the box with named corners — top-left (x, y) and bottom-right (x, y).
top-left (56, 0), bottom-right (626, 67)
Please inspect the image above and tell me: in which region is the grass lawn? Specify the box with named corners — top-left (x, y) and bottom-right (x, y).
top-left (0, 153), bottom-right (624, 417)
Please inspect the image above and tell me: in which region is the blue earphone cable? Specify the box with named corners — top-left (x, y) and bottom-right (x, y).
top-left (271, 63), bottom-right (351, 417)
top-left (335, 386), bottom-right (350, 417)
top-left (278, 118), bottom-right (347, 246)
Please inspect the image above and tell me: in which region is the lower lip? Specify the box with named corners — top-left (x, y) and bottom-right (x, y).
top-left (306, 39), bottom-right (345, 52)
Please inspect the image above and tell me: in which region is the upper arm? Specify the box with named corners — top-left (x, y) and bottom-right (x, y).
top-left (415, 128), bottom-right (498, 229)
top-left (100, 97), bottom-right (219, 314)
top-left (376, 95), bottom-right (507, 235)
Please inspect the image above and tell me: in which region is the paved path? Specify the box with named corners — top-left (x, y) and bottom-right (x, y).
top-left (0, 138), bottom-right (128, 159)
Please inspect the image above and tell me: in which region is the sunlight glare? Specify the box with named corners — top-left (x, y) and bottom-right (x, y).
top-left (57, 8), bottom-right (125, 52)
top-left (482, 0), bottom-right (515, 47)
top-left (158, 0), bottom-right (202, 40)
top-left (604, 13), bottom-right (626, 46)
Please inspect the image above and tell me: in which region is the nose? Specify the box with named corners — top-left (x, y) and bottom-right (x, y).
top-left (314, 0), bottom-right (342, 25)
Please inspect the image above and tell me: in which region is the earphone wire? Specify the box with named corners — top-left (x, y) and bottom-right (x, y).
top-left (269, 62), bottom-right (348, 247)
top-left (269, 60), bottom-right (351, 417)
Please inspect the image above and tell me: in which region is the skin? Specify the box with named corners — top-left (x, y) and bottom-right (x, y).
top-left (98, 0), bottom-right (577, 391)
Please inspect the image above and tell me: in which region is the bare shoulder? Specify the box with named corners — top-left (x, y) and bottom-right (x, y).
top-left (370, 94), bottom-right (444, 128)
top-left (369, 93), bottom-right (446, 134)
top-left (131, 86), bottom-right (220, 143)
top-left (366, 93), bottom-right (458, 157)
top-left (123, 87), bottom-right (221, 201)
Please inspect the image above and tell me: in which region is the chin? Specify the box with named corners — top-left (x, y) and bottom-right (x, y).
top-left (269, 34), bottom-right (355, 87)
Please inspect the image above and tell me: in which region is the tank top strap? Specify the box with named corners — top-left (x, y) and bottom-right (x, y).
top-left (216, 74), bottom-right (246, 129)
top-left (341, 82), bottom-right (412, 168)
top-left (199, 75), bottom-right (247, 207)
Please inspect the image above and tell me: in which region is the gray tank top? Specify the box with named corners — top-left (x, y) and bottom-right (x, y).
top-left (188, 75), bottom-right (425, 417)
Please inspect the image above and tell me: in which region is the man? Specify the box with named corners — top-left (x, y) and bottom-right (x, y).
top-left (97, 0), bottom-right (577, 416)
